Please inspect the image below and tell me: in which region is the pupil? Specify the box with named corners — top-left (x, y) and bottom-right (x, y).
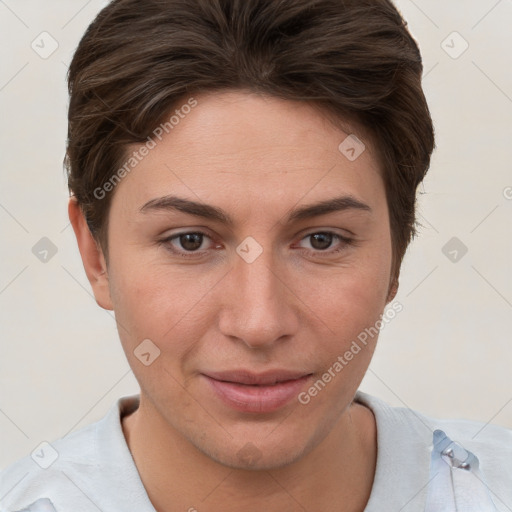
top-left (310, 233), bottom-right (332, 250)
top-left (180, 233), bottom-right (203, 251)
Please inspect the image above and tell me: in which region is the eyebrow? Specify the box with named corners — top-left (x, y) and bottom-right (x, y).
top-left (139, 194), bottom-right (371, 225)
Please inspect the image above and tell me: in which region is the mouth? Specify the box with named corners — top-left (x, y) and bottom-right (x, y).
top-left (201, 369), bottom-right (314, 413)
top-left (204, 369), bottom-right (312, 385)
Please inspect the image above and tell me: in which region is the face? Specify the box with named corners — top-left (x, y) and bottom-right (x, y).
top-left (95, 91), bottom-right (395, 469)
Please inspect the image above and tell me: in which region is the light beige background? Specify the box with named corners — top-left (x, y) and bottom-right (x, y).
top-left (0, 0), bottom-right (511, 470)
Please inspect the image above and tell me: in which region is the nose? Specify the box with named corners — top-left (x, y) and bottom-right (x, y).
top-left (217, 246), bottom-right (299, 349)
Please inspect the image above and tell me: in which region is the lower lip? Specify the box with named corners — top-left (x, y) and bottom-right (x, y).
top-left (202, 374), bottom-right (312, 413)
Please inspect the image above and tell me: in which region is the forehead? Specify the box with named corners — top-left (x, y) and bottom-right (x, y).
top-left (111, 90), bottom-right (384, 213)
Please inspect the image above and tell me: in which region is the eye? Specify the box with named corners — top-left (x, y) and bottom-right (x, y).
top-left (296, 231), bottom-right (354, 254)
top-left (160, 231), bottom-right (216, 258)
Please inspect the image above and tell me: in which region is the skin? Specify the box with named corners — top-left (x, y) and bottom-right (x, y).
top-left (70, 90), bottom-right (398, 512)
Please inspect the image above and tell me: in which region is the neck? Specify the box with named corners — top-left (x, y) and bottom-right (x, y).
top-left (122, 394), bottom-right (377, 512)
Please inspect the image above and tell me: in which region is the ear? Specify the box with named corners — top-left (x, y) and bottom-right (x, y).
top-left (386, 275), bottom-right (399, 304)
top-left (68, 197), bottom-right (113, 311)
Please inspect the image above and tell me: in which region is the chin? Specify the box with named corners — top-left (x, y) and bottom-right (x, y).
top-left (188, 426), bottom-right (316, 472)
top-left (209, 442), bottom-right (308, 472)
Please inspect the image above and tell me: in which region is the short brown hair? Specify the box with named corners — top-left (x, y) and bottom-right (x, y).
top-left (66, 0), bottom-right (435, 279)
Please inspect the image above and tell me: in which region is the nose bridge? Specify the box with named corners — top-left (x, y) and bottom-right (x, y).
top-left (239, 250), bottom-right (280, 307)
top-left (219, 245), bottom-right (297, 348)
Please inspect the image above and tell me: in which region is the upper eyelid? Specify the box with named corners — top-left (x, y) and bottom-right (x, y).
top-left (164, 229), bottom-right (350, 240)
top-left (294, 232), bottom-right (353, 250)
top-left (299, 228), bottom-right (352, 239)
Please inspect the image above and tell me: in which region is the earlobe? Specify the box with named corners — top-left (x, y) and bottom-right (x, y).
top-left (68, 197), bottom-right (113, 311)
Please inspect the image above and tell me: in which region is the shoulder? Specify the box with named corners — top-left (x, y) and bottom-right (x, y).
top-left (356, 390), bottom-right (512, 451)
top-left (0, 421), bottom-right (99, 511)
top-left (356, 390), bottom-right (512, 510)
top-left (0, 395), bottom-right (147, 512)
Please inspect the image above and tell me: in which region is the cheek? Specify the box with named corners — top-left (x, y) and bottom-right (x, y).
top-left (298, 269), bottom-right (390, 414)
top-left (107, 256), bottom-right (221, 352)
top-left (303, 254), bottom-right (392, 331)
top-left (322, 278), bottom-right (387, 357)
top-left (302, 247), bottom-right (393, 369)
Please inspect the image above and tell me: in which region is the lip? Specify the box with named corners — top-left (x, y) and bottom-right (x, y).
top-left (202, 370), bottom-right (313, 413)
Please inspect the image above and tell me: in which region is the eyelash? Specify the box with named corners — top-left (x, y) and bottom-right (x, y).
top-left (159, 231), bottom-right (354, 259)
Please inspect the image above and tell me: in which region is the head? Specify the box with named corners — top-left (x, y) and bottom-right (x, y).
top-left (67, 0), bottom-right (434, 469)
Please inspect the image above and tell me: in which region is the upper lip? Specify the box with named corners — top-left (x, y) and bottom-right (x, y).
top-left (203, 370), bottom-right (312, 386)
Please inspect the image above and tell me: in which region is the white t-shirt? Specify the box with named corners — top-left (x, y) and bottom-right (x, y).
top-left (1, 391), bottom-right (511, 511)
